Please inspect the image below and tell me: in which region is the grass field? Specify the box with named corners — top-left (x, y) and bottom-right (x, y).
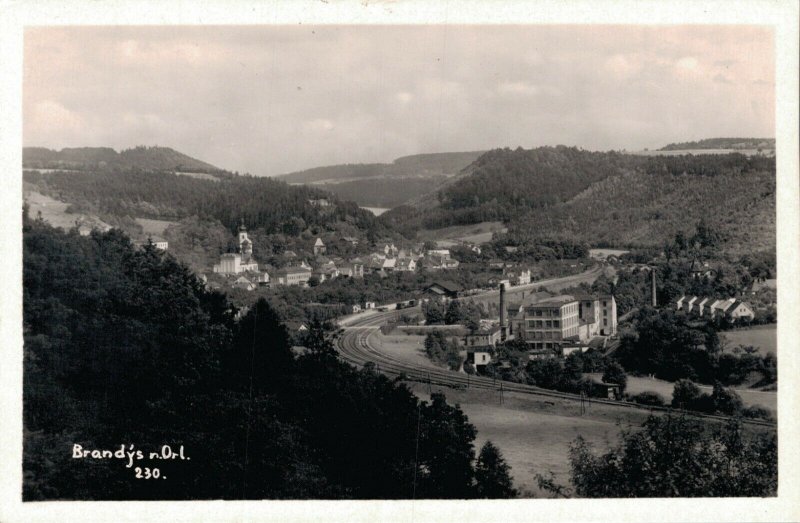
top-left (721, 324), bottom-right (776, 355)
top-left (418, 221), bottom-right (507, 247)
top-left (586, 373), bottom-right (776, 414)
top-left (24, 189), bottom-right (111, 232)
top-left (406, 382), bottom-right (652, 496)
top-left (135, 217), bottom-right (178, 237)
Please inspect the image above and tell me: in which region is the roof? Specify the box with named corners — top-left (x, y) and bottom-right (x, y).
top-left (234, 276), bottom-right (252, 284)
top-left (530, 295), bottom-right (577, 307)
top-left (314, 238), bottom-right (325, 246)
top-left (427, 281), bottom-right (463, 293)
top-left (278, 266), bottom-right (312, 275)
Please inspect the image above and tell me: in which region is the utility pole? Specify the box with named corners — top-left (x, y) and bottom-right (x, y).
top-left (499, 382), bottom-right (504, 405)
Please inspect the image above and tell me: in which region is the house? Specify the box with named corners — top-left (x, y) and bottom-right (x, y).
top-left (504, 267), bottom-right (531, 286)
top-left (313, 238), bottom-right (326, 255)
top-left (466, 350), bottom-right (492, 370)
top-left (308, 198), bottom-right (331, 208)
top-left (365, 301), bottom-right (377, 310)
top-left (313, 263), bottom-right (339, 282)
top-left (426, 249), bottom-right (451, 259)
top-left (424, 281), bottom-right (463, 300)
top-left (351, 304), bottom-right (362, 314)
top-left (678, 296), bottom-right (756, 322)
top-left (396, 258), bottom-right (417, 272)
top-left (232, 276), bottom-right (256, 291)
top-left (257, 272), bottom-right (270, 286)
top-left (275, 266), bottom-right (312, 287)
top-left (383, 243), bottom-right (399, 257)
top-left (341, 236), bottom-right (360, 247)
top-left (133, 236), bottom-right (169, 251)
top-left (339, 261), bottom-right (365, 278)
top-left (463, 326), bottom-right (502, 348)
top-left (690, 259), bottom-right (717, 279)
top-left (515, 294), bottom-right (617, 351)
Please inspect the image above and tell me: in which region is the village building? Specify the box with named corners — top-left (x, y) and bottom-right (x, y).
top-left (466, 350), bottom-right (492, 372)
top-left (275, 266), bottom-right (312, 287)
top-left (339, 261), bottom-right (365, 278)
top-left (395, 258), bottom-right (417, 272)
top-left (232, 276), bottom-right (256, 291)
top-left (690, 259), bottom-right (717, 279)
top-left (678, 296), bottom-right (755, 322)
top-left (133, 236), bottom-right (169, 251)
top-left (424, 281), bottom-right (463, 301)
top-left (313, 237), bottom-right (326, 255)
top-left (463, 326), bottom-right (503, 348)
top-left (351, 304), bottom-right (362, 314)
top-left (515, 294), bottom-right (618, 351)
top-left (213, 223), bottom-right (259, 274)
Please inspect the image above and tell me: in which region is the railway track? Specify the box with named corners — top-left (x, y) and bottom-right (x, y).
top-left (333, 309), bottom-right (776, 428)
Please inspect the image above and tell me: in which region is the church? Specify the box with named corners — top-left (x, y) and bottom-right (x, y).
top-left (212, 222), bottom-right (260, 274)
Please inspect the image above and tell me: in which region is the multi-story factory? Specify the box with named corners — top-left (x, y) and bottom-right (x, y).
top-left (499, 281), bottom-right (617, 354)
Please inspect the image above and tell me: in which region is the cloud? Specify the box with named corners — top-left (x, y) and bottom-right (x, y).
top-left (496, 81), bottom-right (539, 96)
top-left (304, 118), bottom-right (335, 132)
top-left (712, 73), bottom-right (733, 85)
top-left (395, 91), bottom-right (413, 104)
top-left (676, 56), bottom-right (699, 71)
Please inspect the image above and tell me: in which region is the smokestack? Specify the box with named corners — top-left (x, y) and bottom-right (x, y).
top-left (499, 282), bottom-right (507, 340)
top-left (651, 268), bottom-right (657, 307)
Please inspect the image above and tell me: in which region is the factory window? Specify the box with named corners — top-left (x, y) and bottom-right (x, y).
top-left (603, 301), bottom-right (607, 307)
top-left (603, 310), bottom-right (608, 317)
top-left (535, 310), bottom-right (543, 317)
top-left (604, 319), bottom-right (608, 326)
top-left (545, 320), bottom-right (552, 328)
top-left (553, 320), bottom-right (560, 327)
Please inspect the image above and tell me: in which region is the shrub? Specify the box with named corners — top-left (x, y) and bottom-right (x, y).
top-left (629, 391), bottom-right (666, 407)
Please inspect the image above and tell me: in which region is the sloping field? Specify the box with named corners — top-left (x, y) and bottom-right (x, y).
top-left (135, 217), bottom-right (178, 236)
top-left (24, 189), bottom-right (111, 232)
top-left (586, 373), bottom-right (777, 414)
top-left (721, 324), bottom-right (776, 355)
top-left (406, 382), bottom-right (644, 497)
top-left (418, 221), bottom-right (507, 246)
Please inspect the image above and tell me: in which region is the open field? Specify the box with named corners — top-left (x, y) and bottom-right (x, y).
top-left (588, 248), bottom-right (629, 260)
top-left (721, 324), bottom-right (776, 355)
top-left (361, 206), bottom-right (391, 216)
top-left (418, 221), bottom-right (507, 247)
top-left (369, 331), bottom-right (441, 370)
top-left (24, 189), bottom-right (111, 232)
top-left (135, 217), bottom-right (178, 237)
top-left (587, 373), bottom-right (777, 414)
top-left (406, 382), bottom-right (633, 496)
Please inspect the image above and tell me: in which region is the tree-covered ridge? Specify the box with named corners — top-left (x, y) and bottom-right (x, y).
top-left (659, 138), bottom-right (775, 151)
top-left (383, 147), bottom-right (775, 255)
top-left (23, 217), bottom-right (516, 500)
top-left (24, 168), bottom-right (386, 236)
top-left (279, 151), bottom-right (484, 184)
top-left (23, 145), bottom-right (220, 173)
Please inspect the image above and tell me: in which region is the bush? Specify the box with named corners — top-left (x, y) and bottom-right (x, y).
top-left (629, 391), bottom-right (666, 407)
top-left (741, 405), bottom-right (773, 421)
top-left (671, 379), bottom-right (702, 408)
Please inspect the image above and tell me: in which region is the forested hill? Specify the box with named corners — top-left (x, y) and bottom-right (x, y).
top-left (277, 151), bottom-right (485, 208)
top-left (24, 167), bottom-right (387, 238)
top-left (279, 151), bottom-right (484, 184)
top-left (659, 138), bottom-right (775, 151)
top-left (23, 145), bottom-right (220, 173)
top-left (382, 146), bottom-right (776, 255)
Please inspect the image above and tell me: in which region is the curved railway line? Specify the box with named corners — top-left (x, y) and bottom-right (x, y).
top-left (334, 309), bottom-right (776, 429)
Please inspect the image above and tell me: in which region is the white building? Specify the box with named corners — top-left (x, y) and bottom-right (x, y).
top-left (213, 223), bottom-right (258, 274)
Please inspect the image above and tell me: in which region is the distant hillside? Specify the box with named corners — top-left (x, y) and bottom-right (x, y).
top-left (659, 138), bottom-right (775, 151)
top-left (23, 145), bottom-right (220, 173)
top-left (382, 146), bottom-right (776, 255)
top-left (278, 151), bottom-right (484, 207)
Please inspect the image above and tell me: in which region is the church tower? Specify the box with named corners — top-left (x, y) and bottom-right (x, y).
top-left (238, 220), bottom-right (253, 263)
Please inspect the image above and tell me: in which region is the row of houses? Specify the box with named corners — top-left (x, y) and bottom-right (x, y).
top-left (675, 295), bottom-right (755, 321)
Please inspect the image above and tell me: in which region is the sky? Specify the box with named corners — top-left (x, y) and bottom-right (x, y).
top-left (23, 25), bottom-right (774, 176)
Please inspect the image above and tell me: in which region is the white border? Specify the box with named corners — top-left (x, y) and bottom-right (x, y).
top-left (1, 1), bottom-right (798, 522)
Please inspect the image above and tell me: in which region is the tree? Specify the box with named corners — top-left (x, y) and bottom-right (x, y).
top-left (711, 382), bottom-right (743, 415)
top-left (601, 361), bottom-right (627, 394)
top-left (671, 379), bottom-right (701, 409)
top-left (415, 392), bottom-right (477, 498)
top-left (445, 300), bottom-right (463, 325)
top-left (569, 414), bottom-right (777, 497)
top-left (422, 300), bottom-right (445, 325)
top-left (474, 441), bottom-right (517, 498)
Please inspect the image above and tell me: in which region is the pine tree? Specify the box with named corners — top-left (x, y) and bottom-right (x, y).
top-left (474, 441), bottom-right (517, 498)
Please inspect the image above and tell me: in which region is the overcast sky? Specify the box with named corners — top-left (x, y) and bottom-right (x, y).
top-left (24, 25), bottom-right (774, 176)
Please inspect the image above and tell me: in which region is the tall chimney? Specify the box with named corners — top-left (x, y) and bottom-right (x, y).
top-left (499, 282), bottom-right (507, 340)
top-left (651, 268), bottom-right (657, 307)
